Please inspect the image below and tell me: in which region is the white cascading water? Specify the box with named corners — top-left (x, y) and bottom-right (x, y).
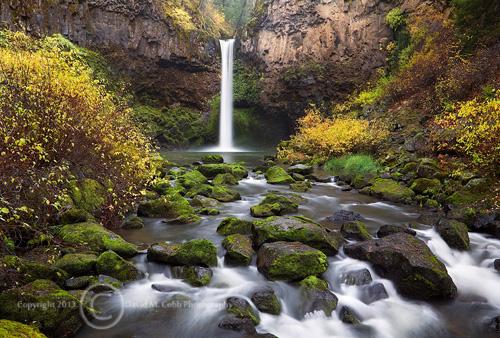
top-left (218, 39), bottom-right (235, 151)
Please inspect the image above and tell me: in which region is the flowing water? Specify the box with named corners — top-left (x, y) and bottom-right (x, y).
top-left (77, 153), bottom-right (500, 338)
top-left (217, 39), bottom-right (235, 152)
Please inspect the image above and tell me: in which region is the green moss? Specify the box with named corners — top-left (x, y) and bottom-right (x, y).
top-left (341, 221), bottom-right (372, 241)
top-left (53, 253), bottom-right (97, 276)
top-left (213, 173), bottom-right (238, 186)
top-left (222, 234), bottom-right (254, 266)
top-left (201, 154), bottom-right (223, 164)
top-left (172, 266), bottom-right (212, 287)
top-left (197, 163), bottom-right (248, 180)
top-left (298, 275), bottom-right (329, 291)
top-left (265, 166), bottom-right (294, 184)
top-left (251, 193), bottom-right (299, 217)
top-left (58, 222), bottom-right (137, 257)
top-left (137, 191), bottom-right (199, 222)
top-left (216, 217), bottom-right (253, 235)
top-left (369, 178), bottom-right (415, 203)
top-left (148, 239), bottom-right (217, 267)
top-left (96, 251), bottom-right (142, 282)
top-left (198, 207), bottom-right (220, 215)
top-left (209, 185), bottom-right (241, 202)
top-left (290, 181), bottom-right (312, 192)
top-left (386, 8), bottom-right (406, 30)
top-left (250, 203), bottom-right (282, 217)
top-left (0, 319), bottom-right (48, 338)
top-left (69, 179), bottom-right (106, 214)
top-left (226, 298), bottom-right (260, 325)
top-left (1, 255), bottom-right (68, 285)
top-left (178, 170), bottom-right (208, 189)
top-left (267, 250), bottom-right (328, 280)
top-left (58, 208), bottom-right (92, 225)
top-left (410, 178), bottom-right (442, 195)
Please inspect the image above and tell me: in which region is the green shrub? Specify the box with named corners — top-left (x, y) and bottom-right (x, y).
top-left (325, 154), bottom-right (381, 177)
top-left (386, 8), bottom-right (406, 31)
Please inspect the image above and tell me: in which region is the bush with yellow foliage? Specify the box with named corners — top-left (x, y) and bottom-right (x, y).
top-left (277, 108), bottom-right (389, 162)
top-left (0, 31), bottom-right (156, 227)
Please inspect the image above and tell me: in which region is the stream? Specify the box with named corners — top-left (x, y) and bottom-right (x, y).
top-left (77, 152), bottom-right (500, 338)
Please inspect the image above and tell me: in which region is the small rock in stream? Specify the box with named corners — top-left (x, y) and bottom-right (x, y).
top-left (340, 268), bottom-right (373, 286)
top-left (339, 306), bottom-right (361, 325)
top-left (377, 224), bottom-right (416, 238)
top-left (359, 283), bottom-right (389, 304)
top-left (494, 259), bottom-right (500, 271)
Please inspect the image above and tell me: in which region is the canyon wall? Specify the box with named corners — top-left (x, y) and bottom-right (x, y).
top-left (0, 0), bottom-right (219, 108)
top-left (240, 0), bottom-right (436, 120)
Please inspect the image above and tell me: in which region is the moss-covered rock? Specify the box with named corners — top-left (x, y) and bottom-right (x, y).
top-left (435, 219), bottom-right (470, 250)
top-left (197, 163), bottom-right (248, 180)
top-left (201, 154), bottom-right (223, 164)
top-left (252, 216), bottom-right (343, 255)
top-left (190, 195), bottom-right (219, 208)
top-left (213, 173), bottom-right (239, 186)
top-left (184, 184), bottom-right (213, 198)
top-left (209, 185), bottom-right (241, 202)
top-left (0, 256), bottom-right (68, 289)
top-left (0, 279), bottom-right (81, 337)
top-left (96, 250), bottom-right (142, 282)
top-left (222, 234), bottom-right (255, 266)
top-left (368, 178), bottom-right (415, 203)
top-left (0, 319), bottom-right (47, 338)
top-left (298, 275), bottom-right (338, 317)
top-left (121, 216), bottom-right (144, 230)
top-left (265, 166), bottom-right (294, 184)
top-left (147, 239), bottom-right (217, 267)
top-left (137, 192), bottom-right (199, 223)
top-left (377, 224), bottom-right (416, 238)
top-left (344, 233), bottom-right (457, 300)
top-left (178, 170), bottom-right (208, 189)
top-left (53, 253), bottom-right (97, 276)
top-left (250, 286), bottom-right (281, 315)
top-left (58, 208), bottom-right (92, 225)
top-left (64, 276), bottom-right (94, 290)
top-left (250, 193), bottom-right (299, 218)
top-left (290, 180), bottom-right (312, 192)
top-left (226, 297), bottom-right (260, 325)
top-left (150, 177), bottom-right (171, 195)
top-left (198, 207), bottom-right (220, 215)
top-left (58, 222), bottom-right (137, 257)
top-left (217, 217), bottom-right (253, 235)
top-left (257, 241), bottom-right (328, 280)
top-left (410, 178), bottom-right (442, 195)
top-left (69, 178), bottom-right (106, 215)
top-left (341, 221), bottom-right (372, 241)
top-left (171, 266), bottom-right (212, 287)
top-left (339, 306), bottom-right (361, 325)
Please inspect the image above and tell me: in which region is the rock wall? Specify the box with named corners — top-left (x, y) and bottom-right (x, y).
top-left (0, 0), bottom-right (219, 109)
top-left (240, 0), bottom-right (433, 121)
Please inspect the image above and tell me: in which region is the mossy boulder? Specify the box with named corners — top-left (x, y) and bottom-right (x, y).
top-left (222, 234), bottom-right (255, 266)
top-left (368, 178), bottom-right (415, 203)
top-left (377, 224), bottom-right (416, 238)
top-left (147, 239), bottom-right (217, 267)
top-left (53, 253), bottom-right (97, 276)
top-left (150, 178), bottom-right (171, 195)
top-left (435, 219), bottom-right (470, 250)
top-left (250, 286), bottom-right (281, 315)
top-left (339, 306), bottom-right (361, 325)
top-left (184, 184), bottom-right (213, 198)
top-left (256, 241), bottom-right (328, 280)
top-left (58, 208), bottom-right (92, 225)
top-left (96, 250), bottom-right (142, 282)
top-left (137, 193), bottom-right (199, 223)
top-left (190, 195), bottom-right (219, 208)
top-left (298, 275), bottom-right (338, 317)
top-left (265, 166), bottom-right (294, 184)
top-left (341, 221), bottom-right (372, 241)
top-left (197, 163), bottom-right (248, 180)
top-left (416, 159), bottom-right (442, 179)
top-left (226, 297), bottom-right (260, 325)
top-left (217, 217), bottom-right (253, 235)
top-left (0, 279), bottom-right (81, 337)
top-left (178, 170), bottom-right (208, 189)
top-left (410, 178), bottom-right (442, 195)
top-left (121, 216), bottom-right (144, 230)
top-left (69, 178), bottom-right (106, 215)
top-left (290, 181), bottom-right (312, 192)
top-left (252, 216), bottom-right (343, 255)
top-left (0, 319), bottom-right (48, 338)
top-left (171, 266), bottom-right (212, 287)
top-left (58, 222), bottom-right (137, 257)
top-left (201, 154), bottom-right (224, 164)
top-left (198, 207), bottom-right (219, 215)
top-left (209, 185), bottom-right (241, 202)
top-left (64, 276), bottom-right (94, 290)
top-left (344, 233), bottom-right (457, 300)
top-left (250, 193), bottom-right (299, 218)
top-left (213, 173), bottom-right (239, 186)
top-left (1, 256), bottom-right (68, 289)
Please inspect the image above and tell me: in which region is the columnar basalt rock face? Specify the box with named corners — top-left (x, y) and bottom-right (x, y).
top-left (240, 0), bottom-right (430, 119)
top-left (0, 0), bottom-right (218, 108)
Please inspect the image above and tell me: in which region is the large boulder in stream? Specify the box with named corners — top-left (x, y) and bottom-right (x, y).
top-left (96, 250), bottom-right (143, 282)
top-left (252, 216), bottom-right (343, 255)
top-left (171, 266), bottom-right (213, 286)
top-left (341, 221), bottom-right (372, 241)
top-left (222, 234), bottom-right (255, 266)
top-left (217, 217), bottom-right (253, 235)
top-left (257, 241), bottom-right (328, 281)
top-left (265, 166), bottom-right (294, 184)
top-left (137, 192), bottom-right (201, 224)
top-left (0, 319), bottom-right (48, 338)
top-left (377, 224), bottom-right (416, 238)
top-left (0, 279), bottom-right (82, 337)
top-left (250, 286), bottom-right (281, 315)
top-left (1, 256), bottom-right (67, 289)
top-left (366, 178), bottom-right (415, 203)
top-left (344, 233), bottom-right (457, 300)
top-left (298, 276), bottom-right (338, 317)
top-left (250, 193), bottom-right (299, 217)
top-left (209, 185), bottom-right (241, 202)
top-left (435, 219), bottom-right (470, 250)
top-left (58, 222), bottom-right (137, 257)
top-left (197, 163), bottom-right (248, 180)
top-left (147, 239), bottom-right (217, 267)
top-left (53, 253), bottom-right (97, 276)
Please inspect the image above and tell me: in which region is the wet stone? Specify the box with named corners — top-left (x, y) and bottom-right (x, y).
top-left (359, 283), bottom-right (389, 304)
top-left (339, 306), bottom-right (361, 325)
top-left (340, 268), bottom-right (373, 286)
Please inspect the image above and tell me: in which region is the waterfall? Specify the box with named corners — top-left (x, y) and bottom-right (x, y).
top-left (219, 39), bottom-right (235, 151)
